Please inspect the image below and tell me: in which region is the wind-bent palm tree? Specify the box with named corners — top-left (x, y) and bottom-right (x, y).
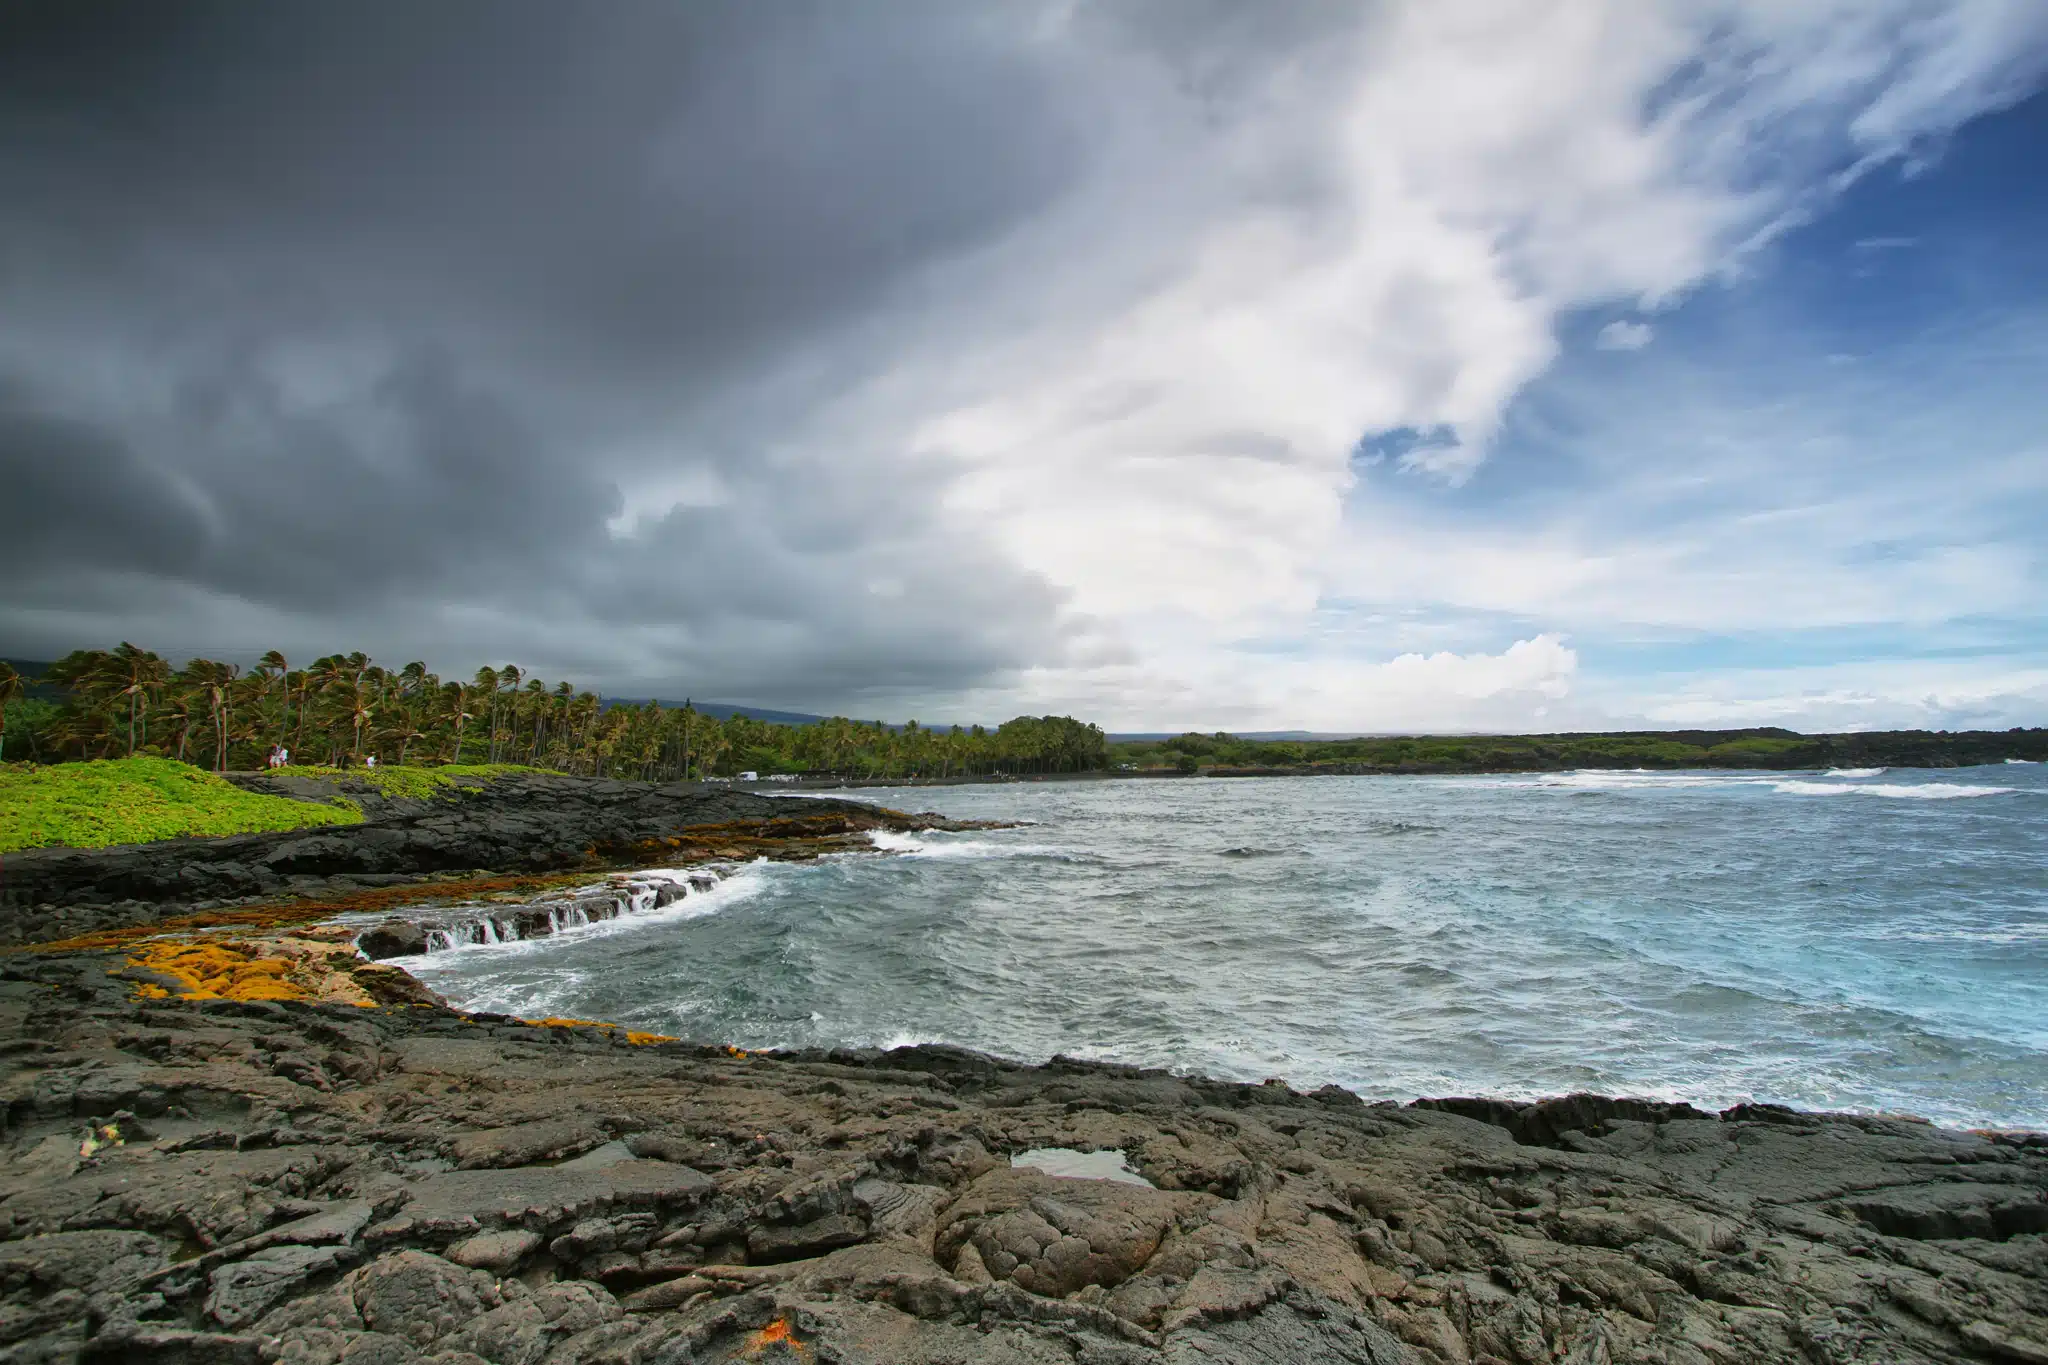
top-left (467, 667), bottom-right (496, 761)
top-left (107, 643), bottom-right (170, 756)
top-left (344, 680), bottom-right (374, 760)
top-left (448, 681), bottom-right (478, 764)
top-left (255, 651), bottom-right (289, 751)
top-left (494, 665), bottom-right (523, 762)
top-left (184, 659), bottom-right (241, 771)
top-left (0, 661), bottom-right (23, 762)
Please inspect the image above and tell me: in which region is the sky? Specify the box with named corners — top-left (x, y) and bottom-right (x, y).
top-left (3, 1), bottom-right (2047, 734)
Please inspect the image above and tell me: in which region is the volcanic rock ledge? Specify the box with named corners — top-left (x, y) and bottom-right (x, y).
top-left (0, 774), bottom-right (978, 945)
top-left (2, 951), bottom-right (2045, 1363)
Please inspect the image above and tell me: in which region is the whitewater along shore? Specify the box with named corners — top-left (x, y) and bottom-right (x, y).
top-left (0, 775), bottom-right (2044, 1361)
top-left (0, 771), bottom-right (989, 947)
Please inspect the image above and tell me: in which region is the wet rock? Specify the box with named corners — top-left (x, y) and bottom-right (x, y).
top-left (355, 922), bottom-right (430, 961)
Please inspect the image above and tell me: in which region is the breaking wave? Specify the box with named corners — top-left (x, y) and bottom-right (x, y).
top-left (1773, 780), bottom-right (2015, 800)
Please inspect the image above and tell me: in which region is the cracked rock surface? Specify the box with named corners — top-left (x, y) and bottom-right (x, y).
top-left (1, 950), bottom-right (2044, 1363)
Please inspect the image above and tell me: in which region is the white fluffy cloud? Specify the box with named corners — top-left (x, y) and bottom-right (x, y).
top-left (1596, 320), bottom-right (1655, 351)
top-left (842, 0), bottom-right (2048, 727)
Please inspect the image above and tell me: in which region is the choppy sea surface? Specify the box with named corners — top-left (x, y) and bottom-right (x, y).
top-left (399, 764), bottom-right (2048, 1129)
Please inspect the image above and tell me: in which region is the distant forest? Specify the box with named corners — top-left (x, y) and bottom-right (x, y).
top-left (3, 649), bottom-right (2043, 779)
top-left (0, 649), bottom-right (1105, 779)
top-left (1104, 727), bottom-right (2048, 774)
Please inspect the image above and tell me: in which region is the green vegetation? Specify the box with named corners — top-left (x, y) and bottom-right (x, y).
top-left (1108, 726), bottom-right (2048, 773)
top-left (6, 645), bottom-right (1106, 781)
top-left (0, 757), bottom-right (362, 854)
top-left (9, 643), bottom-right (2040, 788)
top-left (271, 762), bottom-right (546, 801)
top-left (1, 697), bottom-right (58, 763)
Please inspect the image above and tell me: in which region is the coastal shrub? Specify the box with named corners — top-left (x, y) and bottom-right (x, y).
top-left (271, 762), bottom-right (544, 802)
top-left (0, 756), bottom-right (361, 853)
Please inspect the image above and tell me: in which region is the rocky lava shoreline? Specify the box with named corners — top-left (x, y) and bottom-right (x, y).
top-left (0, 774), bottom-right (2044, 1362)
top-left (0, 773), bottom-right (981, 947)
top-left (1, 945), bottom-right (2044, 1364)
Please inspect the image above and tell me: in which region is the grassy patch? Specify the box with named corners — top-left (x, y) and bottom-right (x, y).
top-left (0, 756), bottom-right (362, 854)
top-left (271, 762), bottom-right (544, 801)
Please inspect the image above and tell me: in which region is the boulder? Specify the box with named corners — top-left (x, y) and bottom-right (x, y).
top-left (355, 921), bottom-right (429, 961)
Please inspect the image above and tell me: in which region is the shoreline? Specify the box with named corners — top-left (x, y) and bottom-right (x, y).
top-left (14, 868), bottom-right (2043, 1141)
top-left (5, 771), bottom-right (2046, 1361)
top-left (4, 938), bottom-right (2045, 1363)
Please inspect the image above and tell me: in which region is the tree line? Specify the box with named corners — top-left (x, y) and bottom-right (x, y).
top-left (1106, 725), bottom-right (2048, 772)
top-left (0, 649), bottom-right (1108, 781)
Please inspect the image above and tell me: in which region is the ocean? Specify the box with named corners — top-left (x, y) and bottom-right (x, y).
top-left (397, 763), bottom-right (2048, 1130)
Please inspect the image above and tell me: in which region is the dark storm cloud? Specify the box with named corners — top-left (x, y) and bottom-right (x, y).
top-left (0, 0), bottom-right (1091, 703)
top-left (0, 385), bottom-right (212, 578)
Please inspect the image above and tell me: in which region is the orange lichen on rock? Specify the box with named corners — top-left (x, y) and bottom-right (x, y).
top-left (126, 940), bottom-right (314, 1003)
top-left (744, 1318), bottom-right (807, 1358)
top-left (122, 928), bottom-right (415, 1008)
top-left (521, 1016), bottom-right (679, 1045)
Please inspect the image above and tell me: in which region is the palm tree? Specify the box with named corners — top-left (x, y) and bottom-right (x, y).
top-left (470, 667), bottom-right (500, 762)
top-left (105, 643), bottom-right (171, 756)
top-left (183, 659), bottom-right (241, 772)
top-left (344, 680), bottom-right (374, 760)
top-left (495, 665), bottom-right (523, 762)
top-left (0, 661), bottom-right (22, 762)
top-left (255, 651), bottom-right (289, 751)
top-left (443, 681), bottom-right (473, 763)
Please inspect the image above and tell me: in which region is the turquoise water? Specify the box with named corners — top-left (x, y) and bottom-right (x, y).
top-left (402, 764), bottom-right (2048, 1129)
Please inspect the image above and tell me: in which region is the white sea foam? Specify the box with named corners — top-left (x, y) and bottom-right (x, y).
top-left (868, 830), bottom-right (1058, 859)
top-left (1773, 780), bottom-right (2014, 800)
top-left (2007, 758), bottom-right (2040, 765)
top-left (390, 865), bottom-right (767, 966)
top-left (1519, 770), bottom-right (1768, 790)
top-left (876, 1030), bottom-right (948, 1051)
top-left (1504, 769), bottom-right (2016, 800)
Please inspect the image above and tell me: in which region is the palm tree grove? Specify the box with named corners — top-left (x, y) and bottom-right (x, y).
top-left (0, 646), bottom-right (1108, 780)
